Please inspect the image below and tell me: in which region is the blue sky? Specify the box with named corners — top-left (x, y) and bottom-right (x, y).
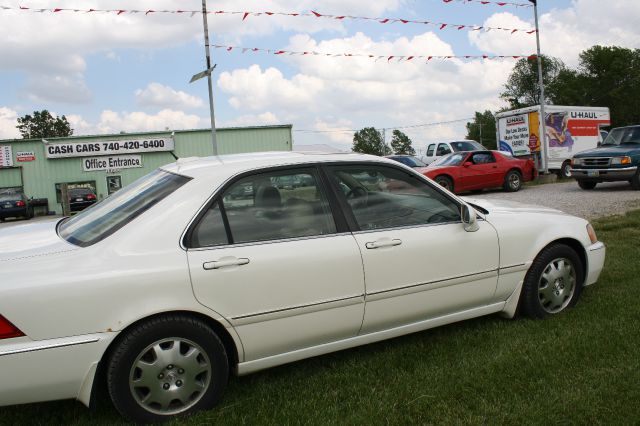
top-left (1, 0), bottom-right (638, 153)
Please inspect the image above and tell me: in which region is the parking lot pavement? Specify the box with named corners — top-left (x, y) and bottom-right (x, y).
top-left (465, 180), bottom-right (640, 220)
top-left (0, 215), bottom-right (61, 229)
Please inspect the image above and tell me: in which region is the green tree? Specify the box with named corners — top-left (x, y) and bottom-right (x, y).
top-left (501, 55), bottom-right (566, 109)
top-left (390, 129), bottom-right (415, 155)
top-left (465, 111), bottom-right (497, 150)
top-left (352, 127), bottom-right (390, 156)
top-left (16, 110), bottom-right (73, 139)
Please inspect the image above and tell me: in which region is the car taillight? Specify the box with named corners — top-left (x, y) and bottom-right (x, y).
top-left (86, 194), bottom-right (96, 200)
top-left (15, 200), bottom-right (25, 207)
top-left (0, 315), bottom-right (24, 339)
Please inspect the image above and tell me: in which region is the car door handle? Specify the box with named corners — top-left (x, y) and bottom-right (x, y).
top-left (365, 239), bottom-right (402, 249)
top-left (203, 257), bottom-right (250, 270)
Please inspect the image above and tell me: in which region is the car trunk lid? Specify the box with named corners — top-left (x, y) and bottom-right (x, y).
top-left (0, 219), bottom-right (78, 262)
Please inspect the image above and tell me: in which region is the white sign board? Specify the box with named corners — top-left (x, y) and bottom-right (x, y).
top-left (82, 155), bottom-right (143, 172)
top-left (45, 137), bottom-right (174, 158)
top-left (0, 145), bottom-right (13, 167)
top-left (498, 114), bottom-right (531, 156)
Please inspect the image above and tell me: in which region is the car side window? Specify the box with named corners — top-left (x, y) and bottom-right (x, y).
top-left (329, 165), bottom-right (460, 231)
top-left (427, 144), bottom-right (435, 156)
top-left (437, 143), bottom-right (451, 156)
top-left (471, 152), bottom-right (495, 164)
top-left (190, 202), bottom-right (229, 248)
top-left (220, 168), bottom-right (337, 244)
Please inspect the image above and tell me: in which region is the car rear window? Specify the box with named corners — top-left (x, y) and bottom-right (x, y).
top-left (58, 169), bottom-right (190, 247)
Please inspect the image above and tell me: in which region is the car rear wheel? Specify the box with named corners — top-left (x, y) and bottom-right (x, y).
top-left (434, 175), bottom-right (454, 192)
top-left (578, 180), bottom-right (597, 190)
top-left (520, 243), bottom-right (584, 319)
top-left (503, 170), bottom-right (522, 192)
top-left (107, 315), bottom-right (229, 423)
top-left (559, 161), bottom-right (572, 179)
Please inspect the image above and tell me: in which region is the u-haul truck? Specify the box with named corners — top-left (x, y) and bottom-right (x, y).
top-left (495, 105), bottom-right (610, 178)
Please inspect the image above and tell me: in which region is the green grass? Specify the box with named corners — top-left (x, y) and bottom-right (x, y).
top-left (3, 211), bottom-right (640, 425)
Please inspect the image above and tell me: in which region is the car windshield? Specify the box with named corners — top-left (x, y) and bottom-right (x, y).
top-left (58, 169), bottom-right (190, 247)
top-left (390, 156), bottom-right (427, 168)
top-left (431, 153), bottom-right (466, 167)
top-left (0, 189), bottom-right (23, 202)
top-left (450, 141), bottom-right (484, 152)
top-left (601, 126), bottom-right (640, 145)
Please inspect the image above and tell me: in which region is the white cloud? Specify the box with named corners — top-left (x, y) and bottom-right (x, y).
top-left (135, 83), bottom-right (205, 110)
top-left (0, 107), bottom-right (20, 139)
top-left (221, 112), bottom-right (281, 127)
top-left (469, 0), bottom-right (640, 66)
top-left (96, 109), bottom-right (205, 134)
top-left (217, 32), bottom-right (513, 150)
top-left (24, 74), bottom-right (92, 104)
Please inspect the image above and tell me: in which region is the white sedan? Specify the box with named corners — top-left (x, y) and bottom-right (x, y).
top-left (0, 152), bottom-right (605, 423)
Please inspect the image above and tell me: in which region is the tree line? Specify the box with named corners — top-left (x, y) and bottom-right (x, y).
top-left (351, 45), bottom-right (639, 155)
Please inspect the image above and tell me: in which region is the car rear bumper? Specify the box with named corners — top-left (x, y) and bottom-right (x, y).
top-left (0, 332), bottom-right (114, 407)
top-left (585, 241), bottom-right (605, 286)
top-left (571, 166), bottom-right (638, 182)
top-left (0, 207), bottom-right (27, 218)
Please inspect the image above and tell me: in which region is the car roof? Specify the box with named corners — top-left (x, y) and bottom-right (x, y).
top-left (161, 151), bottom-right (398, 179)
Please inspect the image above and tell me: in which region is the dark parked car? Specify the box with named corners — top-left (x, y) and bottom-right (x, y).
top-left (571, 125), bottom-right (640, 190)
top-left (0, 190), bottom-right (33, 221)
top-left (69, 188), bottom-right (97, 212)
top-left (385, 155), bottom-right (428, 168)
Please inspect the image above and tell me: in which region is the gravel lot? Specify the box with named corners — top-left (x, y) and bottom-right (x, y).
top-left (466, 180), bottom-right (640, 220)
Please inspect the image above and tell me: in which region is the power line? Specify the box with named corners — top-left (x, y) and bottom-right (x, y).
top-left (293, 117), bottom-right (474, 134)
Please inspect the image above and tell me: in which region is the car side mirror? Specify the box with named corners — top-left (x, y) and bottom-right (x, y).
top-left (463, 161), bottom-right (473, 167)
top-left (461, 204), bottom-right (479, 232)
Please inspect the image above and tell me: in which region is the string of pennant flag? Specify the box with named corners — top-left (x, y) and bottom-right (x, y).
top-left (442, 0), bottom-right (533, 7)
top-left (0, 5), bottom-right (537, 35)
top-left (210, 43), bottom-right (537, 63)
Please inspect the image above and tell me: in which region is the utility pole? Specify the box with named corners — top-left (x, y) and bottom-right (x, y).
top-left (201, 0), bottom-right (218, 155)
top-left (530, 0), bottom-right (547, 173)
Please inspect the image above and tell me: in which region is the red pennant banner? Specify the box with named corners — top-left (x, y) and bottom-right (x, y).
top-left (210, 43), bottom-right (535, 64)
top-left (442, 0), bottom-right (532, 7)
top-left (1, 6), bottom-right (536, 35)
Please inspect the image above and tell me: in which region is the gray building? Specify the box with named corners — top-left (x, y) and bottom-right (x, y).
top-left (0, 125), bottom-right (292, 214)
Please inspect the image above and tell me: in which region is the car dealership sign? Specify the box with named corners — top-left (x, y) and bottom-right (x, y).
top-left (44, 137), bottom-right (174, 158)
top-left (0, 145), bottom-right (12, 167)
top-left (82, 155), bottom-right (143, 172)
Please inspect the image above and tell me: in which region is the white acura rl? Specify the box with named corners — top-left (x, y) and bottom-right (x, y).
top-left (0, 152), bottom-right (605, 423)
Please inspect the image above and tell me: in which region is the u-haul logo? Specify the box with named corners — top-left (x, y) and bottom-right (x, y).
top-left (506, 116), bottom-right (525, 126)
top-left (570, 111), bottom-right (600, 119)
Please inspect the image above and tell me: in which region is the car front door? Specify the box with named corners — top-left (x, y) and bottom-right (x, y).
top-left (459, 151), bottom-right (503, 190)
top-left (326, 164), bottom-right (499, 334)
top-left (186, 167), bottom-right (365, 362)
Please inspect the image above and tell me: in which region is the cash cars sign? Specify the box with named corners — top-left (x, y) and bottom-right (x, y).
top-left (82, 155), bottom-right (143, 172)
top-left (44, 137), bottom-right (174, 158)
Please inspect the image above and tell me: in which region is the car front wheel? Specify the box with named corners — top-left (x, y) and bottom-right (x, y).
top-left (107, 315), bottom-right (229, 423)
top-left (434, 175), bottom-right (454, 192)
top-left (578, 180), bottom-right (597, 190)
top-left (520, 243), bottom-right (584, 319)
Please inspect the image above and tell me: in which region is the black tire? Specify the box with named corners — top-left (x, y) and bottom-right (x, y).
top-left (520, 244), bottom-right (584, 319)
top-left (560, 161), bottom-right (572, 179)
top-left (435, 175), bottom-right (454, 192)
top-left (577, 180), bottom-right (597, 190)
top-left (503, 170), bottom-right (522, 192)
top-left (630, 170), bottom-right (640, 190)
top-left (107, 315), bottom-right (229, 423)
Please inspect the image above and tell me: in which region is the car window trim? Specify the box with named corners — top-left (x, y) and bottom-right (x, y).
top-left (322, 161), bottom-right (464, 233)
top-left (183, 164), bottom-right (346, 250)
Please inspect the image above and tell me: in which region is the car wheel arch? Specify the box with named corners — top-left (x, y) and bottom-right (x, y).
top-left (86, 310), bottom-right (240, 409)
top-left (501, 237), bottom-right (587, 319)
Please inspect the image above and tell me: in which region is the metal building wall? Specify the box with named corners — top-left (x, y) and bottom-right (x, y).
top-left (0, 125), bottom-right (292, 214)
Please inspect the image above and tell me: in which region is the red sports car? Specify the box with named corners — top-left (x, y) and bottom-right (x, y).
top-left (419, 150), bottom-right (537, 193)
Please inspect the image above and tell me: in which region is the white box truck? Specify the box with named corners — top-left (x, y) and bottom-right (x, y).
top-left (495, 105), bottom-right (610, 178)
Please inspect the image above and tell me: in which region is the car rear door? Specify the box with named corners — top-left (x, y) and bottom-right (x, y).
top-left (325, 164), bottom-right (499, 333)
top-left (185, 166), bottom-right (365, 362)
